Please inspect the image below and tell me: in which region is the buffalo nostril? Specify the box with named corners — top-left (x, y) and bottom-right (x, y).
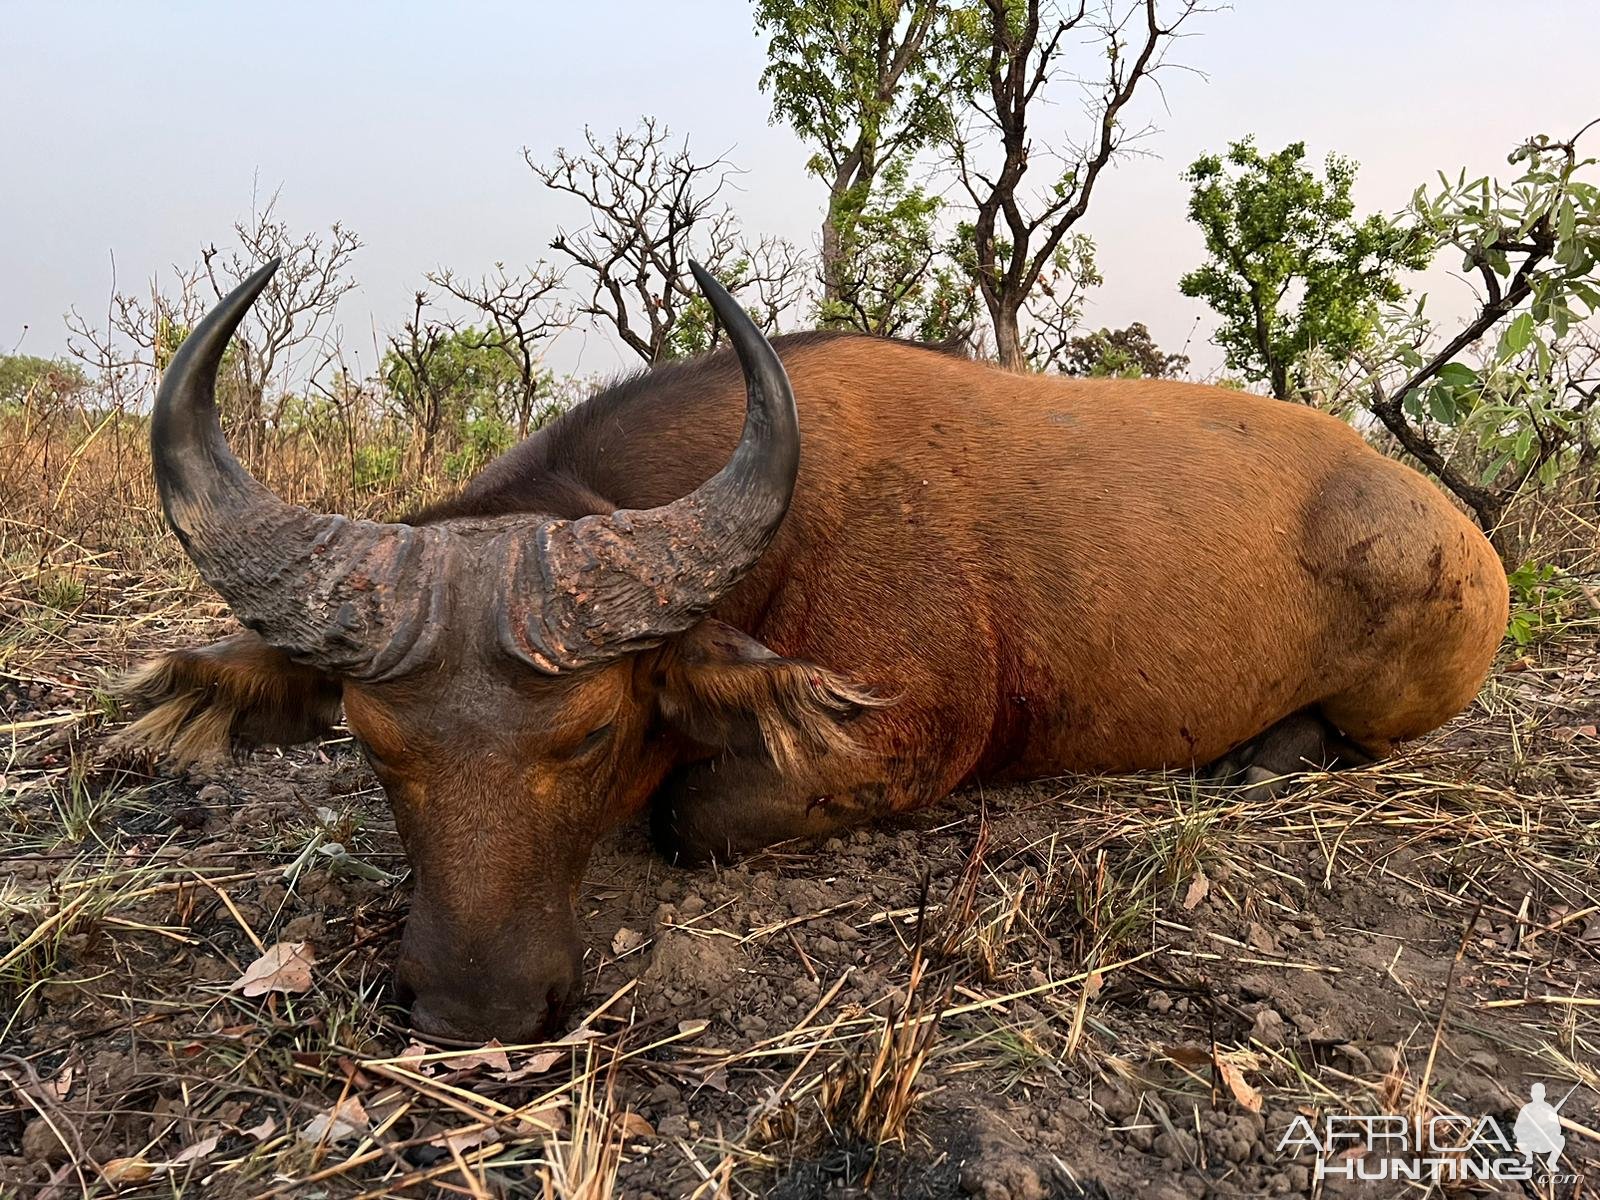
top-left (407, 1000), bottom-right (484, 1047)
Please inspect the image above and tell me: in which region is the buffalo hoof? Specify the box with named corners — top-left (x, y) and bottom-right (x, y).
top-left (1203, 708), bottom-right (1375, 799)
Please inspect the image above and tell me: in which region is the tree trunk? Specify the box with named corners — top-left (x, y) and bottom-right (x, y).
top-left (993, 302), bottom-right (1025, 371)
top-left (820, 197), bottom-right (844, 307)
top-left (821, 150), bottom-right (870, 310)
top-left (1269, 359), bottom-right (1289, 401)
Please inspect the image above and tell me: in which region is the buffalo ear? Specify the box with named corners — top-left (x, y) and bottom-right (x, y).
top-left (658, 620), bottom-right (888, 772)
top-left (115, 631), bottom-right (342, 765)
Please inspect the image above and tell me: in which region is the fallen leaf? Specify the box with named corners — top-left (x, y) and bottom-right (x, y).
top-left (612, 927), bottom-right (646, 955)
top-left (1215, 1057), bottom-right (1262, 1113)
top-left (394, 1040), bottom-right (436, 1072)
top-left (698, 1066), bottom-right (730, 1093)
top-left (300, 1096), bottom-right (370, 1144)
top-left (491, 1025), bottom-right (601, 1082)
top-left (615, 1111), bottom-right (655, 1139)
top-left (1182, 869), bottom-right (1210, 911)
top-left (443, 1041), bottom-right (510, 1073)
top-left (244, 1115), bottom-right (277, 1142)
top-left (494, 1049), bottom-right (565, 1081)
top-left (1160, 1044), bottom-right (1212, 1067)
top-left (677, 1019), bottom-right (709, 1038)
top-left (432, 1125), bottom-right (500, 1153)
top-left (513, 1101), bottom-right (567, 1134)
top-left (232, 942), bottom-right (315, 997)
top-left (169, 1133), bottom-right (220, 1166)
top-left (100, 1158), bottom-right (155, 1184)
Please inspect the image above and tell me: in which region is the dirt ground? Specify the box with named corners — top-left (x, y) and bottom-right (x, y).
top-left (3, 601), bottom-right (1599, 1198)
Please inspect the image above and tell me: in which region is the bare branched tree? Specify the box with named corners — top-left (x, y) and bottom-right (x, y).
top-left (65, 260), bottom-right (207, 413)
top-left (730, 235), bottom-right (814, 337)
top-left (383, 291), bottom-right (451, 462)
top-left (428, 263), bottom-right (566, 436)
top-left (65, 190), bottom-right (360, 451)
top-left (1021, 233), bottom-right (1104, 371)
top-left (528, 118), bottom-right (807, 363)
top-left (952, 0), bottom-right (1204, 369)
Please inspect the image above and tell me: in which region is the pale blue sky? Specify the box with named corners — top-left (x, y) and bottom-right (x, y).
top-left (3, 1), bottom-right (1596, 380)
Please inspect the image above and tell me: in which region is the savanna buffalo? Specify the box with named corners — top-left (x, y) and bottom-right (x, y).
top-left (122, 259), bottom-right (1508, 1041)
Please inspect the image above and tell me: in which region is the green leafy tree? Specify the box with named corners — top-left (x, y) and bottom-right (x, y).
top-left (818, 158), bottom-right (979, 340)
top-left (0, 355), bottom-right (86, 406)
top-left (1342, 128), bottom-right (1600, 544)
top-left (1060, 322), bottom-right (1189, 378)
top-left (382, 304), bottom-right (534, 464)
top-left (1179, 137), bottom-right (1431, 400)
top-left (755, 0), bottom-right (971, 311)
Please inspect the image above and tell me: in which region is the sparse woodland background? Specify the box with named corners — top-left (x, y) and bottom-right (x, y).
top-left (4, 0), bottom-right (1599, 655)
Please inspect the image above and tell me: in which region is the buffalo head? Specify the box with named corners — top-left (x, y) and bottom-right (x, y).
top-left (137, 260), bottom-right (868, 1041)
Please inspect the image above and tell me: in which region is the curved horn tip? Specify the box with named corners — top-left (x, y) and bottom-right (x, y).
top-left (688, 260), bottom-right (728, 300)
top-left (150, 255), bottom-right (289, 515)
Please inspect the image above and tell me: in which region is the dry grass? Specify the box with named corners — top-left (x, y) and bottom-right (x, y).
top-left (3, 407), bottom-right (1599, 1196)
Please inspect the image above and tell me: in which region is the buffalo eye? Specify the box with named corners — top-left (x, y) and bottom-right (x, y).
top-left (569, 721), bottom-right (615, 758)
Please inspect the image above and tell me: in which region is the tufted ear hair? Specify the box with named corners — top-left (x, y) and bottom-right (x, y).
top-left (115, 631), bottom-right (342, 765)
top-left (657, 620), bottom-right (889, 773)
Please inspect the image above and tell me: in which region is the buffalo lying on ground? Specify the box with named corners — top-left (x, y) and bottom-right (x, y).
top-left (122, 260), bottom-right (1507, 1041)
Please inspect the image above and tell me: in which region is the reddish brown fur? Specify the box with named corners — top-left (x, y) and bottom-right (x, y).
top-left (124, 334), bottom-right (1508, 1039)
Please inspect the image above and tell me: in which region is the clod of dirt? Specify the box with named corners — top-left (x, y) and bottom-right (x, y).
top-left (954, 1110), bottom-right (1059, 1200)
top-left (1250, 1007), bottom-right (1289, 1046)
top-left (20, 1117), bottom-right (68, 1164)
top-left (642, 928), bottom-right (742, 1000)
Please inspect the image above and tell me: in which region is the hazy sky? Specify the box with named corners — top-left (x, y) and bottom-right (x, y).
top-left (3, 1), bottom-right (1596, 382)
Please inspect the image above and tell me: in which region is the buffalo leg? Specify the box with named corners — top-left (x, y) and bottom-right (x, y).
top-left (1203, 709), bottom-right (1374, 799)
top-left (650, 753), bottom-right (897, 866)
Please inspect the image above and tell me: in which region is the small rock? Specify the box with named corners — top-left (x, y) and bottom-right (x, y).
top-left (1153, 1129), bottom-right (1196, 1163)
top-left (1147, 990), bottom-right (1173, 1014)
top-left (1251, 1008), bottom-right (1290, 1047)
top-left (21, 1118), bottom-right (67, 1163)
top-left (1245, 922), bottom-right (1280, 954)
top-left (1368, 1044), bottom-right (1401, 1074)
top-left (612, 927), bottom-right (646, 955)
top-left (1334, 1043), bottom-right (1373, 1074)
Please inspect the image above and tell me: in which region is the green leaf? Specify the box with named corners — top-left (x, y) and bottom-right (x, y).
top-left (1497, 311), bottom-right (1534, 360)
top-left (1427, 385), bottom-right (1456, 423)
